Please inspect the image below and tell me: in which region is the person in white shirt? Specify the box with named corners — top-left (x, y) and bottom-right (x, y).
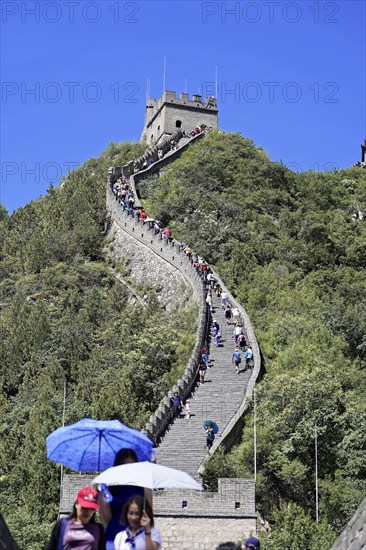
top-left (114, 495), bottom-right (162, 549)
top-left (233, 325), bottom-right (243, 344)
top-left (232, 307), bottom-right (240, 325)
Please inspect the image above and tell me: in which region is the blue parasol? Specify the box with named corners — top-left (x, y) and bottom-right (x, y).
top-left (203, 420), bottom-right (219, 434)
top-left (46, 418), bottom-right (153, 472)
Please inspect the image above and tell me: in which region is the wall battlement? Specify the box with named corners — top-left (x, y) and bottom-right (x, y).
top-left (141, 90), bottom-right (218, 146)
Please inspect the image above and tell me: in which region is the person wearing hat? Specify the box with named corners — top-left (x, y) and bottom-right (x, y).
top-left (47, 487), bottom-right (105, 549)
top-left (244, 536), bottom-right (260, 549)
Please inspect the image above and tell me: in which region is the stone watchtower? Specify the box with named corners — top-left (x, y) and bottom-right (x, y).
top-left (140, 90), bottom-right (218, 146)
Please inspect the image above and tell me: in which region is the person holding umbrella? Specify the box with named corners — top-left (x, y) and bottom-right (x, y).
top-left (206, 425), bottom-right (215, 450)
top-left (204, 421), bottom-right (218, 450)
top-left (93, 462), bottom-right (202, 547)
top-left (46, 419), bottom-right (154, 550)
top-left (114, 495), bottom-right (162, 549)
top-left (46, 487), bottom-right (105, 550)
top-left (99, 449), bottom-right (152, 550)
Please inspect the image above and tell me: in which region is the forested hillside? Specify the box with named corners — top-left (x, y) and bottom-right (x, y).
top-left (139, 131), bottom-right (366, 548)
top-left (0, 143), bottom-right (197, 549)
top-left (1, 131), bottom-right (365, 549)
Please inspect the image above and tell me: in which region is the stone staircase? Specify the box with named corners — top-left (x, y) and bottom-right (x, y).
top-left (156, 292), bottom-right (252, 479)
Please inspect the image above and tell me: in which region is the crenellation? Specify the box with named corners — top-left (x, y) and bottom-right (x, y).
top-left (141, 89), bottom-right (218, 146)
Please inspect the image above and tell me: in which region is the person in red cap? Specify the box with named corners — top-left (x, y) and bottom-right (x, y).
top-left (47, 487), bottom-right (105, 549)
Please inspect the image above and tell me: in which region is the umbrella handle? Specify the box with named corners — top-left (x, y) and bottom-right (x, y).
top-left (98, 483), bottom-right (113, 503)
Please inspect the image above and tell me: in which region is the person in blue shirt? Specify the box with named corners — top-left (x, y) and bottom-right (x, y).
top-left (201, 347), bottom-right (210, 368)
top-left (172, 392), bottom-right (183, 417)
top-left (214, 330), bottom-right (221, 347)
top-left (232, 348), bottom-right (242, 374)
top-left (244, 347), bottom-right (253, 370)
top-left (99, 449), bottom-right (151, 550)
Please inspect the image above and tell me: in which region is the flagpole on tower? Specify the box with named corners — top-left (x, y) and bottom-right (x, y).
top-left (163, 57), bottom-right (166, 92)
top-left (215, 65), bottom-right (218, 99)
top-left (146, 77), bottom-right (150, 103)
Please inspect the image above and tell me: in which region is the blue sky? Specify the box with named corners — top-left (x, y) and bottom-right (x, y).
top-left (1, 0), bottom-right (365, 212)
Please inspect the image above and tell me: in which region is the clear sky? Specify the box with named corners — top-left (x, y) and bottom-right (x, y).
top-left (1, 0), bottom-right (365, 212)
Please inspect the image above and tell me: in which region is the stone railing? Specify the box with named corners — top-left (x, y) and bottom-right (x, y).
top-left (107, 187), bottom-right (210, 444)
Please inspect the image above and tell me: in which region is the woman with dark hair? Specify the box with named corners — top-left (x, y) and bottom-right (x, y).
top-left (47, 487), bottom-right (105, 550)
top-left (99, 449), bottom-right (152, 550)
top-left (114, 495), bottom-right (162, 549)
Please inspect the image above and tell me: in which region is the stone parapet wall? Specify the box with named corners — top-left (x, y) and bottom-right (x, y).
top-left (110, 129), bottom-right (183, 181)
top-left (154, 475), bottom-right (257, 549)
top-left (154, 479), bottom-right (255, 517)
top-left (331, 497), bottom-right (366, 550)
top-left (60, 474), bottom-right (94, 515)
top-left (108, 221), bottom-right (192, 310)
top-left (155, 517), bottom-right (256, 550)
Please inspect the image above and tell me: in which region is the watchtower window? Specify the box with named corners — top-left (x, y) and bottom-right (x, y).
top-left (175, 120), bottom-right (182, 128)
top-left (151, 134), bottom-right (153, 140)
top-left (158, 125), bottom-right (160, 131)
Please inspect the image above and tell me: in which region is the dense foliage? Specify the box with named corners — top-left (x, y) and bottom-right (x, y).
top-left (2, 131), bottom-right (365, 548)
top-left (139, 131), bottom-right (366, 546)
top-left (0, 142), bottom-right (197, 549)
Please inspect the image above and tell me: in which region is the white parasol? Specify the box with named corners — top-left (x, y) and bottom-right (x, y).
top-left (92, 461), bottom-right (203, 491)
